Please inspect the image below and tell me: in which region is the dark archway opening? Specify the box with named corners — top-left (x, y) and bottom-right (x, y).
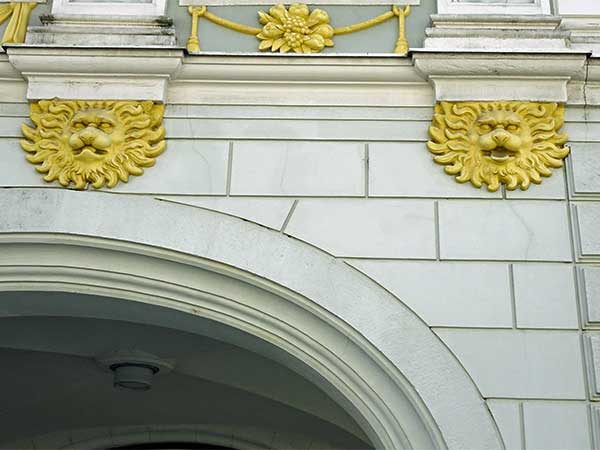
top-left (0, 292), bottom-right (373, 450)
top-left (113, 444), bottom-right (236, 449)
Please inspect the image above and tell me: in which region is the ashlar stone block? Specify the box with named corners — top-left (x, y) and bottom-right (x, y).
top-left (369, 142), bottom-right (502, 198)
top-left (156, 197), bottom-right (294, 231)
top-left (569, 143), bottom-right (600, 195)
top-left (349, 260), bottom-right (512, 328)
top-left (231, 141), bottom-right (365, 196)
top-left (573, 202), bottom-right (600, 260)
top-left (285, 200), bottom-right (436, 258)
top-left (439, 200), bottom-right (572, 261)
top-left (435, 329), bottom-right (586, 399)
top-left (487, 400), bottom-right (522, 450)
top-left (513, 264), bottom-right (578, 329)
top-left (522, 402), bottom-right (591, 450)
top-left (109, 140), bottom-right (229, 195)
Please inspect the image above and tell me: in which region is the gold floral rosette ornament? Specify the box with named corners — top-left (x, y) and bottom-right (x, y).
top-left (185, 3), bottom-right (411, 55)
top-left (21, 100), bottom-right (166, 190)
top-left (257, 4), bottom-right (334, 54)
top-left (427, 101), bottom-right (570, 192)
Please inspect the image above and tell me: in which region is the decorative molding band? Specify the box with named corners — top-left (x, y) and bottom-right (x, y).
top-left (169, 54), bottom-right (431, 107)
top-left (25, 14), bottom-right (177, 48)
top-left (21, 100), bottom-right (166, 190)
top-left (561, 18), bottom-right (600, 57)
top-left (51, 0), bottom-right (166, 16)
top-left (413, 51), bottom-right (588, 102)
top-left (185, 3), bottom-right (412, 54)
top-left (427, 101), bottom-right (569, 192)
top-left (436, 0), bottom-right (551, 15)
top-left (424, 15), bottom-right (568, 52)
top-left (6, 47), bottom-right (183, 101)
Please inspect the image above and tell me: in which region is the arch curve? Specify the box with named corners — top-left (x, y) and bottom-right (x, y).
top-left (0, 189), bottom-right (502, 450)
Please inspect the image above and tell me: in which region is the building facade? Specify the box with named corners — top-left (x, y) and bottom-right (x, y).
top-left (0, 0), bottom-right (599, 449)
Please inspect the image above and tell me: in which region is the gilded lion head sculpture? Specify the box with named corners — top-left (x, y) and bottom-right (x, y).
top-left (21, 100), bottom-right (166, 190)
top-left (427, 102), bottom-right (569, 192)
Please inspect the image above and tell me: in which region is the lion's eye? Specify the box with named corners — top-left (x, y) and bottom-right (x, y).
top-left (479, 124), bottom-right (492, 133)
top-left (506, 124), bottom-right (519, 132)
top-left (100, 122), bottom-right (113, 131)
top-left (72, 122), bottom-right (85, 130)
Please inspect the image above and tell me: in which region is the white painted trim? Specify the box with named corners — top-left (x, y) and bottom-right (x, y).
top-left (6, 47), bottom-right (183, 101)
top-left (560, 18), bottom-right (600, 56)
top-left (4, 49), bottom-right (434, 105)
top-left (437, 0), bottom-right (551, 15)
top-left (413, 51), bottom-right (587, 101)
top-left (0, 188), bottom-right (503, 450)
top-left (180, 0), bottom-right (420, 5)
top-left (170, 54), bottom-right (434, 107)
top-left (51, 0), bottom-right (167, 16)
top-left (3, 49), bottom-right (593, 105)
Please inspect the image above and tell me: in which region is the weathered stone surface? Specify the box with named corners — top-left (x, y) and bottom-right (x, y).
top-left (230, 141), bottom-right (365, 196)
top-left (513, 264), bottom-right (578, 329)
top-left (436, 329), bottom-right (585, 399)
top-left (438, 200), bottom-right (572, 261)
top-left (286, 199), bottom-right (436, 258)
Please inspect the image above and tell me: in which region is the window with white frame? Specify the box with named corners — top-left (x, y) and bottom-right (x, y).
top-left (51, 0), bottom-right (167, 16)
top-left (179, 1), bottom-right (419, 4)
top-left (437, 0), bottom-right (551, 14)
top-left (557, 0), bottom-right (600, 15)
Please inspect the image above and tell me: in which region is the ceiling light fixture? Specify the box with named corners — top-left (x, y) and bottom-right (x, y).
top-left (97, 350), bottom-right (174, 391)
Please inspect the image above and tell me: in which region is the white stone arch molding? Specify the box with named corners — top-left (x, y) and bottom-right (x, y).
top-left (0, 189), bottom-right (502, 450)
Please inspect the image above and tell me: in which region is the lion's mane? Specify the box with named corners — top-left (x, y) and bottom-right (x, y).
top-left (21, 100), bottom-right (166, 189)
top-left (427, 102), bottom-right (569, 192)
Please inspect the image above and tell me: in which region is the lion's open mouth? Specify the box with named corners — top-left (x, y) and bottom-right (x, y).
top-left (482, 147), bottom-right (516, 162)
top-left (72, 146), bottom-right (109, 156)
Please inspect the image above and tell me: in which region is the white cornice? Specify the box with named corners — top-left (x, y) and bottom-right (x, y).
top-left (560, 16), bottom-right (600, 57)
top-left (424, 14), bottom-right (569, 52)
top-left (177, 53), bottom-right (423, 83)
top-left (6, 46), bottom-right (184, 101)
top-left (169, 53), bottom-right (433, 107)
top-left (0, 49), bottom-right (596, 105)
top-left (0, 54), bottom-right (24, 80)
top-left (413, 50), bottom-right (588, 102)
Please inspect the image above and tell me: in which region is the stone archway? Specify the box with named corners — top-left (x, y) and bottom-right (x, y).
top-left (0, 189), bottom-right (503, 450)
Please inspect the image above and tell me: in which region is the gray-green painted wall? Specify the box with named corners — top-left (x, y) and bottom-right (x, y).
top-left (6, 2), bottom-right (436, 53)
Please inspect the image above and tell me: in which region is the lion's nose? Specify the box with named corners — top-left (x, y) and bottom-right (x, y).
top-left (491, 129), bottom-right (509, 145)
top-left (79, 127), bottom-right (98, 144)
